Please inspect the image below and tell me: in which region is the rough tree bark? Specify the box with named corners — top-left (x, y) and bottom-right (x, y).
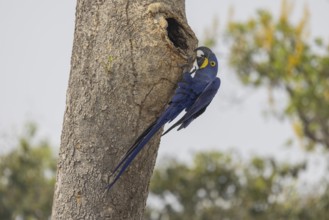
top-left (52, 0), bottom-right (197, 219)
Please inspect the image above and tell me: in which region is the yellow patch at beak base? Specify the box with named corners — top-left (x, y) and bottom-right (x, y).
top-left (200, 58), bottom-right (208, 69)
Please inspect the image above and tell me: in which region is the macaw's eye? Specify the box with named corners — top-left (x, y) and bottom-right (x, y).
top-left (210, 61), bottom-right (216, 67)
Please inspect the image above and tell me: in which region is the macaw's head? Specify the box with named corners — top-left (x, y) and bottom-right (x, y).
top-left (195, 47), bottom-right (218, 75)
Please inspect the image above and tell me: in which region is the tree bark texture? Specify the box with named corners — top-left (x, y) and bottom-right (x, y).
top-left (52, 0), bottom-right (197, 219)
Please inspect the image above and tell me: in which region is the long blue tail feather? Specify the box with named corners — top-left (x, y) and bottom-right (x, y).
top-left (106, 107), bottom-right (177, 190)
top-left (109, 120), bottom-right (157, 177)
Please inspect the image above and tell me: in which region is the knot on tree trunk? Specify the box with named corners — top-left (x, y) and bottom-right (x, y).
top-left (147, 2), bottom-right (197, 59)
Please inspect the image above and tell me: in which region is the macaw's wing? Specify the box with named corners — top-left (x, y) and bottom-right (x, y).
top-left (162, 77), bottom-right (221, 135)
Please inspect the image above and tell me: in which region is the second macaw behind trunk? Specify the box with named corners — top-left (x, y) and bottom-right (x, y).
top-left (106, 47), bottom-right (221, 190)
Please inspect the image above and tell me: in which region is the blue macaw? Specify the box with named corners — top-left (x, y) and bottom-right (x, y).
top-left (106, 46), bottom-right (220, 190)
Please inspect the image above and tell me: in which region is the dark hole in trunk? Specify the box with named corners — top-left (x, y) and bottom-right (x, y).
top-left (166, 18), bottom-right (188, 50)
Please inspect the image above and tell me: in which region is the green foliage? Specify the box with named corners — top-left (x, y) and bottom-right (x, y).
top-left (226, 0), bottom-right (329, 149)
top-left (0, 123), bottom-right (327, 220)
top-left (145, 151), bottom-right (318, 220)
top-left (0, 123), bottom-right (56, 220)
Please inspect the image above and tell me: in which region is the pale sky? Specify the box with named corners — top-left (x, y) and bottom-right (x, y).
top-left (1, 0), bottom-right (329, 182)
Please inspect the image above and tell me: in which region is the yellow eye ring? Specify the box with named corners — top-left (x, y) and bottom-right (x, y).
top-left (210, 61), bottom-right (216, 67)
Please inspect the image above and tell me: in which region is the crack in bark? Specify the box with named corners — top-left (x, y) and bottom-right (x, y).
top-left (125, 0), bottom-right (142, 139)
top-left (136, 77), bottom-right (176, 124)
top-left (125, 0), bottom-right (137, 78)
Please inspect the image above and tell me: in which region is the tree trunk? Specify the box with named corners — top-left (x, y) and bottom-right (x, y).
top-left (52, 0), bottom-right (197, 219)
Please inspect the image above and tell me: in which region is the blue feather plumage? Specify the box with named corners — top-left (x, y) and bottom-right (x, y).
top-left (106, 47), bottom-right (221, 190)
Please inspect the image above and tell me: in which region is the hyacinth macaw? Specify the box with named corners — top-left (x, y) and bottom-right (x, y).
top-left (106, 46), bottom-right (220, 190)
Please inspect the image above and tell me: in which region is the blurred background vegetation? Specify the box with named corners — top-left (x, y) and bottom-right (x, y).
top-left (1, 1), bottom-right (329, 219)
top-left (0, 123), bottom-right (56, 219)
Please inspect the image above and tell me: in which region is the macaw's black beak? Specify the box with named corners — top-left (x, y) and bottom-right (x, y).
top-left (195, 47), bottom-right (213, 69)
top-left (196, 55), bottom-right (205, 68)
